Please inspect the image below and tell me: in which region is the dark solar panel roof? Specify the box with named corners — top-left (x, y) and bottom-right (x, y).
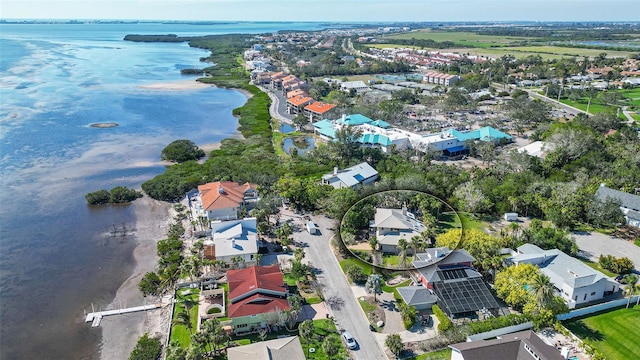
top-left (439, 268), bottom-right (468, 280)
top-left (433, 277), bottom-right (500, 315)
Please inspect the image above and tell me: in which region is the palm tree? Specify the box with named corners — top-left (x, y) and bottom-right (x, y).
top-left (530, 273), bottom-right (555, 308)
top-left (369, 236), bottom-right (379, 252)
top-left (397, 238), bottom-right (408, 269)
top-left (410, 236), bottom-right (423, 259)
top-left (172, 310), bottom-right (193, 335)
top-left (299, 320), bottom-right (315, 358)
top-left (230, 256), bottom-right (244, 269)
top-left (293, 247), bottom-right (305, 263)
top-left (624, 275), bottom-right (639, 308)
top-left (322, 335), bottom-right (339, 358)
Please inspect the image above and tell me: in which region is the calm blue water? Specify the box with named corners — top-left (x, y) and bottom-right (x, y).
top-left (0, 21), bottom-right (327, 360)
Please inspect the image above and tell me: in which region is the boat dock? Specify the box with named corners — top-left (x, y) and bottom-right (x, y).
top-left (85, 303), bottom-right (162, 327)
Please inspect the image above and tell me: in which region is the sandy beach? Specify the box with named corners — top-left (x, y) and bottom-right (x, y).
top-left (99, 195), bottom-right (173, 360)
top-left (138, 79), bottom-right (211, 91)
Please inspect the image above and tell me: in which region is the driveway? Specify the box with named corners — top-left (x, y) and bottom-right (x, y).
top-left (291, 213), bottom-right (387, 360)
top-left (572, 231), bottom-right (640, 270)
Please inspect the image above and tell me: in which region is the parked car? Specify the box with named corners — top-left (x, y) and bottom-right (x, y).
top-left (341, 331), bottom-right (357, 350)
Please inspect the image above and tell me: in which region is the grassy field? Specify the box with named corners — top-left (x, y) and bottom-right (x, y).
top-left (382, 279), bottom-right (411, 293)
top-left (563, 305), bottom-right (640, 360)
top-left (559, 99), bottom-right (617, 115)
top-left (383, 30), bottom-right (527, 48)
top-left (170, 289), bottom-right (200, 348)
top-left (368, 43), bottom-right (423, 50)
top-left (505, 45), bottom-right (633, 58)
top-left (619, 87), bottom-right (640, 107)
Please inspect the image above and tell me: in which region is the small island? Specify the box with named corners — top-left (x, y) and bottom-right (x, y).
top-left (90, 122), bottom-right (119, 128)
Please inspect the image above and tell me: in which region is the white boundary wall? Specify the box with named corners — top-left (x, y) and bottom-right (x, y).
top-left (557, 295), bottom-right (639, 321)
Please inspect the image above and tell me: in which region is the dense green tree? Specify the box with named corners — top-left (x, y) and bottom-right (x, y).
top-left (345, 264), bottom-right (367, 284)
top-left (85, 189), bottom-right (111, 205)
top-left (129, 333), bottom-right (162, 360)
top-left (139, 271), bottom-right (162, 297)
top-left (494, 263), bottom-right (540, 310)
top-left (586, 196), bottom-right (625, 228)
top-left (161, 139), bottom-right (205, 163)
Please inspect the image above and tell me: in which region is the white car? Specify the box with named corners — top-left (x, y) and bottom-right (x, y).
top-left (342, 331), bottom-right (357, 350)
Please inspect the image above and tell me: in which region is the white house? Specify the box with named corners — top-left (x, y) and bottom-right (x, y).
top-left (340, 80), bottom-right (370, 93)
top-left (370, 207), bottom-right (426, 253)
top-left (204, 217), bottom-right (259, 266)
top-left (321, 162), bottom-right (378, 189)
top-left (595, 184), bottom-right (640, 228)
top-left (190, 181), bottom-right (258, 221)
top-left (508, 244), bottom-right (619, 308)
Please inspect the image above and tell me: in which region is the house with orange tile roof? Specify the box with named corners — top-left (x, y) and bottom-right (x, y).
top-left (303, 101), bottom-right (338, 122)
top-left (190, 181), bottom-right (258, 221)
top-left (286, 88), bottom-right (307, 99)
top-left (286, 95), bottom-right (314, 115)
top-left (227, 265), bottom-right (290, 333)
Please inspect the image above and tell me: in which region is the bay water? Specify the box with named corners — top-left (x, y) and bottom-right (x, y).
top-left (0, 21), bottom-right (326, 359)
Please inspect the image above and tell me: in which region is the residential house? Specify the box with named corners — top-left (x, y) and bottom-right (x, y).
top-left (303, 101), bottom-right (338, 122)
top-left (396, 286), bottom-right (438, 310)
top-left (409, 247), bottom-right (500, 318)
top-left (286, 88), bottom-right (307, 99)
top-left (449, 330), bottom-right (564, 360)
top-left (321, 162), bottom-right (378, 189)
top-left (203, 217), bottom-right (258, 267)
top-left (286, 95), bottom-right (314, 115)
top-left (190, 181), bottom-right (258, 221)
top-left (595, 184), bottom-right (640, 228)
top-left (227, 265), bottom-right (290, 333)
top-left (227, 336), bottom-right (305, 360)
top-left (270, 71), bottom-right (287, 89)
top-left (340, 80), bottom-right (370, 93)
top-left (370, 207), bottom-right (426, 253)
top-left (507, 244), bottom-right (619, 308)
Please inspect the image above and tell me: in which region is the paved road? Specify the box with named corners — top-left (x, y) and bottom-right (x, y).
top-left (572, 231), bottom-right (640, 271)
top-left (490, 81), bottom-right (588, 117)
top-left (289, 213), bottom-right (387, 360)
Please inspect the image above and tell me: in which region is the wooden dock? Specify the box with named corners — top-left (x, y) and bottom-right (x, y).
top-left (85, 303), bottom-right (162, 327)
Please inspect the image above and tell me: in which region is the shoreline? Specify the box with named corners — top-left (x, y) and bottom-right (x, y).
top-left (98, 80), bottom-right (254, 359)
top-left (99, 195), bottom-right (173, 360)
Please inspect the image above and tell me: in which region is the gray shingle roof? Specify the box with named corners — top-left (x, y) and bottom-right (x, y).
top-left (595, 185), bottom-right (640, 211)
top-left (396, 286), bottom-right (438, 306)
top-left (450, 330), bottom-right (564, 360)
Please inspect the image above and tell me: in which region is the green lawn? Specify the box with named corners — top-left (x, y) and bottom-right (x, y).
top-left (563, 305), bottom-right (640, 360)
top-left (634, 238), bottom-right (640, 248)
top-left (382, 30), bottom-right (527, 48)
top-left (382, 254), bottom-right (400, 267)
top-left (339, 257), bottom-right (373, 276)
top-left (300, 319), bottom-right (349, 360)
top-left (559, 98), bottom-right (618, 115)
top-left (407, 348), bottom-right (452, 360)
top-left (504, 45), bottom-right (632, 58)
top-left (170, 289), bottom-right (201, 348)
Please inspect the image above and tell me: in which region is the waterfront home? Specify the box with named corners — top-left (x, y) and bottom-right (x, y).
top-left (203, 217), bottom-right (258, 267)
top-left (227, 265), bottom-right (290, 334)
top-left (227, 336), bottom-right (304, 360)
top-left (190, 181), bottom-right (258, 222)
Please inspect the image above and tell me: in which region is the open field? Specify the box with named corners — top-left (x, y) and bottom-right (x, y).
top-left (368, 43), bottom-right (423, 50)
top-left (383, 30), bottom-right (527, 48)
top-left (563, 305), bottom-right (640, 360)
top-left (505, 45), bottom-right (633, 58)
top-left (559, 99), bottom-right (617, 115)
top-left (433, 47), bottom-right (570, 60)
top-left (619, 87), bottom-right (640, 107)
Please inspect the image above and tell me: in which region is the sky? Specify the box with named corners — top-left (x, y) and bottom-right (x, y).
top-left (1, 0), bottom-right (639, 22)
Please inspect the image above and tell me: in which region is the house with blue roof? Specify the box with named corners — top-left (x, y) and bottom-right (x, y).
top-left (313, 114), bottom-right (512, 156)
